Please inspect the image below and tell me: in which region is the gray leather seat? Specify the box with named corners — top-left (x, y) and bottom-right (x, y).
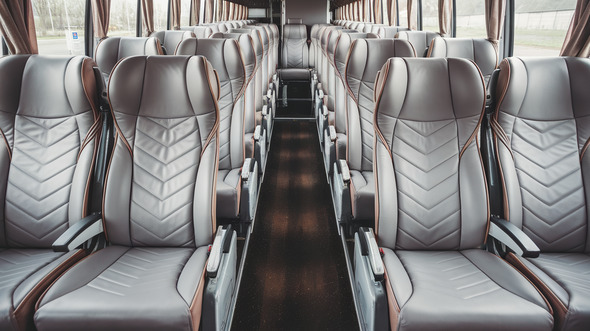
top-left (282, 24), bottom-right (308, 68)
top-left (95, 36), bottom-right (163, 84)
top-left (428, 37), bottom-right (498, 84)
top-left (151, 30), bottom-right (195, 55)
top-left (309, 24), bottom-right (329, 69)
top-left (379, 26), bottom-right (410, 38)
top-left (493, 57), bottom-right (590, 330)
top-left (0, 55), bottom-right (99, 330)
top-left (395, 30), bottom-right (440, 56)
top-left (34, 55), bottom-right (226, 330)
top-left (368, 57), bottom-right (553, 331)
top-left (192, 26), bottom-right (214, 38)
top-left (245, 25), bottom-right (270, 94)
top-left (333, 38), bottom-right (414, 224)
top-left (177, 38), bottom-right (258, 221)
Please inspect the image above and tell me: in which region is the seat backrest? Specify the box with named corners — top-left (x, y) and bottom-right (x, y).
top-left (105, 55), bottom-right (219, 247)
top-left (374, 57), bottom-right (487, 250)
top-left (218, 23), bottom-right (228, 33)
top-left (395, 31), bottom-right (440, 57)
top-left (362, 24), bottom-right (373, 33)
top-left (258, 24), bottom-right (276, 75)
top-left (381, 26), bottom-right (410, 38)
top-left (151, 30), bottom-right (195, 55)
top-left (320, 26), bottom-right (343, 94)
top-left (193, 26), bottom-right (214, 38)
top-left (177, 39), bottom-right (247, 171)
top-left (95, 37), bottom-right (163, 84)
top-left (310, 24), bottom-right (329, 68)
top-left (345, 39), bottom-right (415, 172)
top-left (333, 32), bottom-right (372, 135)
top-left (494, 57), bottom-right (590, 253)
top-left (326, 29), bottom-right (357, 111)
top-left (0, 55), bottom-right (99, 248)
top-left (231, 28), bottom-right (264, 114)
top-left (269, 24), bottom-right (280, 73)
top-left (212, 32), bottom-right (258, 156)
top-left (282, 24), bottom-right (309, 68)
top-left (428, 37), bottom-right (498, 84)
top-left (245, 25), bottom-right (270, 91)
top-left (206, 24), bottom-right (220, 34)
top-left (288, 18), bottom-right (303, 24)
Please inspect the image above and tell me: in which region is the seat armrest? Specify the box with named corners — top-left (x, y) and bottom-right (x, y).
top-left (262, 104), bottom-right (268, 117)
top-left (241, 158), bottom-right (254, 181)
top-left (254, 125), bottom-right (261, 141)
top-left (337, 160), bottom-right (351, 182)
top-left (52, 213), bottom-right (103, 252)
top-left (358, 227), bottom-right (385, 281)
top-left (489, 216), bottom-right (540, 258)
top-left (328, 125), bottom-right (337, 142)
top-left (322, 105), bottom-right (329, 117)
top-left (207, 225), bottom-right (234, 278)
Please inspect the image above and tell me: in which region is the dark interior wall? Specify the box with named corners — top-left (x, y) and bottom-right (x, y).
top-left (285, 0), bottom-right (328, 27)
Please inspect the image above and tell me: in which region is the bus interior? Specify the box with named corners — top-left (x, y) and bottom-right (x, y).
top-left (0, 0), bottom-right (589, 330)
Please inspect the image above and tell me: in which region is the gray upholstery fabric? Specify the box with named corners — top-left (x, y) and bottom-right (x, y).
top-left (258, 24), bottom-right (277, 76)
top-left (428, 37), bottom-right (498, 84)
top-left (35, 246), bottom-right (208, 331)
top-left (382, 249), bottom-right (553, 330)
top-left (495, 57), bottom-right (590, 330)
top-left (176, 39), bottom-right (247, 220)
top-left (95, 37), bottom-right (162, 84)
top-left (374, 58), bottom-right (486, 249)
top-left (373, 26), bottom-right (410, 38)
top-left (395, 31), bottom-right (440, 57)
top-left (245, 25), bottom-right (270, 91)
top-left (192, 26), bottom-right (213, 38)
top-left (310, 24), bottom-right (330, 70)
top-left (344, 39), bottom-right (414, 222)
top-left (231, 28), bottom-right (264, 117)
top-left (374, 57), bottom-right (553, 330)
top-left (0, 55), bottom-right (98, 330)
top-left (151, 30), bottom-right (195, 55)
top-left (282, 24), bottom-right (309, 68)
top-left (34, 55), bottom-right (220, 331)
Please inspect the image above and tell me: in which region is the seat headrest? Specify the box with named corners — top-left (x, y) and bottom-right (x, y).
top-left (428, 37), bottom-right (498, 81)
top-left (288, 18), bottom-right (303, 24)
top-left (283, 25), bottom-right (307, 40)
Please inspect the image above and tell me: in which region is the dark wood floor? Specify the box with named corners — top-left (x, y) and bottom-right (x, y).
top-left (231, 120), bottom-right (358, 330)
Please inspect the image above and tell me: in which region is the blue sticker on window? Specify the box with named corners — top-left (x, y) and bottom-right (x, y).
top-left (72, 32), bottom-right (78, 40)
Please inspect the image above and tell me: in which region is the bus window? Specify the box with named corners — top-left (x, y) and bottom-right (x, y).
top-left (109, 0), bottom-right (138, 37)
top-left (513, 0), bottom-right (576, 56)
top-left (32, 0), bottom-right (86, 55)
top-left (455, 0), bottom-right (486, 38)
top-left (153, 0), bottom-right (170, 32)
top-left (421, 0), bottom-right (438, 32)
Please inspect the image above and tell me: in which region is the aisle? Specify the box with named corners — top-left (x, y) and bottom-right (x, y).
top-left (231, 120), bottom-right (358, 330)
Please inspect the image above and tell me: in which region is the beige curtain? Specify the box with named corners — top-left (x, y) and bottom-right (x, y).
top-left (438, 0), bottom-right (452, 36)
top-left (484, 0), bottom-right (505, 49)
top-left (374, 0), bottom-right (382, 23)
top-left (408, 0), bottom-right (417, 30)
top-left (141, 0), bottom-right (155, 36)
top-left (191, 0), bottom-right (200, 24)
top-left (387, 0), bottom-right (397, 26)
top-left (91, 0), bottom-right (110, 40)
top-left (171, 0), bottom-right (181, 29)
top-left (0, 0), bottom-right (38, 54)
top-left (561, 0), bottom-right (590, 56)
top-left (243, 6), bottom-right (248, 20)
top-left (204, 0), bottom-right (214, 23)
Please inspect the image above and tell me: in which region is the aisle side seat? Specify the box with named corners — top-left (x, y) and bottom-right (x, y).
top-left (151, 30), bottom-right (195, 55)
top-left (34, 55), bottom-right (238, 331)
top-left (353, 56), bottom-right (554, 331)
top-left (177, 39), bottom-right (259, 222)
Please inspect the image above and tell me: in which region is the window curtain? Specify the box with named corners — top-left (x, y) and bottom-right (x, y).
top-left (0, 0), bottom-right (38, 54)
top-left (386, 0), bottom-right (397, 26)
top-left (363, 0), bottom-right (371, 22)
top-left (560, 0), bottom-right (590, 57)
top-left (171, 0), bottom-right (181, 29)
top-left (407, 0), bottom-right (417, 30)
top-left (222, 1), bottom-right (229, 21)
top-left (216, 0), bottom-right (222, 22)
top-left (244, 6), bottom-right (248, 19)
top-left (91, 0), bottom-right (110, 40)
top-left (438, 0), bottom-right (452, 36)
top-left (141, 0), bottom-right (155, 36)
top-left (191, 0), bottom-right (200, 24)
top-left (374, 0), bottom-right (382, 23)
top-left (484, 0), bottom-right (505, 51)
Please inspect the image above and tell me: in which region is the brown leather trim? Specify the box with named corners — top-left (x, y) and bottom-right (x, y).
top-left (580, 137), bottom-right (590, 161)
top-left (505, 252), bottom-right (565, 328)
top-left (383, 267), bottom-right (400, 331)
top-left (459, 59), bottom-right (486, 159)
top-left (493, 59), bottom-right (512, 220)
top-left (81, 136), bottom-right (98, 218)
top-left (107, 57), bottom-right (133, 156)
top-left (189, 262), bottom-right (208, 330)
top-left (81, 58), bottom-right (99, 119)
top-left (101, 133), bottom-right (119, 242)
top-left (13, 249), bottom-right (88, 331)
top-left (476, 138), bottom-right (491, 243)
top-left (343, 39), bottom-right (360, 105)
top-left (202, 57), bottom-right (222, 158)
